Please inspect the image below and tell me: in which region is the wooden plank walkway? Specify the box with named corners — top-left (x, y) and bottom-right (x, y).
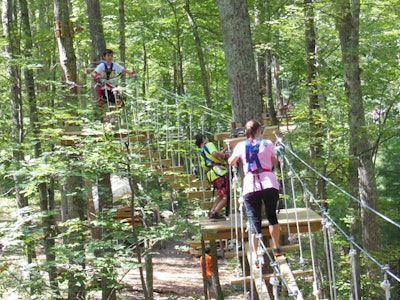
top-left (245, 244), bottom-right (271, 300)
top-left (200, 207), bottom-right (322, 241)
top-left (276, 255), bottom-right (304, 299)
top-left (197, 207), bottom-right (319, 299)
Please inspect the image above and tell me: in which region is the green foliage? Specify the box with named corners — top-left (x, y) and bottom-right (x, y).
top-left (0, 0), bottom-right (399, 298)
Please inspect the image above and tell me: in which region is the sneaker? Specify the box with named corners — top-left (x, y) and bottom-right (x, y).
top-left (208, 210), bottom-right (216, 218)
top-left (209, 212), bottom-right (225, 221)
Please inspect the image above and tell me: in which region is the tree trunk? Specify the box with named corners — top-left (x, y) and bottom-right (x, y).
top-left (304, 0), bottom-right (325, 201)
top-left (2, 0), bottom-right (25, 210)
top-left (86, 0), bottom-right (106, 62)
top-left (2, 0), bottom-right (37, 296)
top-left (184, 0), bottom-right (212, 108)
top-left (210, 239), bottom-right (223, 300)
top-left (86, 0), bottom-right (107, 119)
top-left (98, 173), bottom-right (116, 300)
top-left (53, 1), bottom-right (77, 86)
top-left (53, 1), bottom-right (85, 299)
top-left (118, 0), bottom-right (127, 89)
top-left (216, 0), bottom-right (261, 124)
top-left (20, 0), bottom-right (61, 296)
top-left (167, 0), bottom-right (185, 95)
top-left (65, 173), bottom-right (86, 300)
top-left (254, 0), bottom-right (278, 126)
top-left (126, 161), bottom-right (150, 299)
top-left (335, 0), bottom-right (381, 298)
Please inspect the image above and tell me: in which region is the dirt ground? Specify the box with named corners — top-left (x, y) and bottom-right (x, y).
top-left (120, 240), bottom-right (244, 299)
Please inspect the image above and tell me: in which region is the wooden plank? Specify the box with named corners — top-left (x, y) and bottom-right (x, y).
top-left (230, 269), bottom-right (313, 285)
top-left (171, 182), bottom-right (189, 190)
top-left (245, 243), bottom-right (272, 299)
top-left (266, 244), bottom-right (300, 254)
top-left (159, 174), bottom-right (196, 183)
top-left (187, 180), bottom-right (209, 188)
top-left (171, 180), bottom-right (209, 190)
top-left (276, 255), bottom-right (304, 299)
top-left (159, 165), bottom-right (185, 173)
top-left (186, 190), bottom-right (213, 200)
top-left (214, 132), bottom-right (231, 141)
top-left (139, 151), bottom-right (163, 159)
top-left (199, 201), bottom-right (214, 210)
top-left (201, 208), bottom-right (322, 241)
top-left (223, 126), bottom-right (280, 148)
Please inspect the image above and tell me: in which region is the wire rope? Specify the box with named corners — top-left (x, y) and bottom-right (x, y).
top-left (276, 139), bottom-right (400, 286)
top-left (303, 192), bottom-right (320, 300)
top-left (288, 170), bottom-right (304, 266)
top-left (277, 153), bottom-right (292, 244)
top-left (286, 146), bottom-right (400, 230)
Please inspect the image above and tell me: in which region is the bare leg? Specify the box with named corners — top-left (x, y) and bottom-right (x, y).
top-left (213, 195), bottom-right (226, 214)
top-left (269, 223), bottom-right (282, 255)
top-left (251, 233), bottom-right (259, 257)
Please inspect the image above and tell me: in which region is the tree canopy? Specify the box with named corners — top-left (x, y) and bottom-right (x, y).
top-left (0, 0), bottom-right (399, 299)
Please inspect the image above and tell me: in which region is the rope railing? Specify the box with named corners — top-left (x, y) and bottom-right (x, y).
top-left (279, 137), bottom-right (400, 231)
top-left (277, 137), bottom-right (400, 298)
top-left (107, 83), bottom-right (400, 298)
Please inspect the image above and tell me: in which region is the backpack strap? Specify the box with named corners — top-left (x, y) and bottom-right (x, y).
top-left (103, 62), bottom-right (113, 80)
top-left (245, 139), bottom-right (263, 173)
top-left (201, 144), bottom-right (219, 167)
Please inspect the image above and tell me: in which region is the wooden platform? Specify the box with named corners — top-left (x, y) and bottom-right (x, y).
top-left (200, 207), bottom-right (322, 240)
top-left (221, 126), bottom-right (281, 149)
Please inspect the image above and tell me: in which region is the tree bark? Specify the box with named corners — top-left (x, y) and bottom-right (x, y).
top-left (53, 1), bottom-right (86, 299)
top-left (2, 0), bottom-right (26, 210)
top-left (53, 1), bottom-right (77, 86)
top-left (20, 0), bottom-right (60, 296)
top-left (167, 0), bottom-right (185, 95)
top-left (86, 0), bottom-right (106, 62)
top-left (254, 0), bottom-right (278, 126)
top-left (335, 0), bottom-right (381, 298)
top-left (2, 0), bottom-right (37, 296)
top-left (216, 0), bottom-right (261, 124)
top-left (184, 0), bottom-right (212, 108)
top-left (118, 0), bottom-right (127, 90)
top-left (304, 0), bottom-right (325, 201)
top-left (98, 173), bottom-right (116, 300)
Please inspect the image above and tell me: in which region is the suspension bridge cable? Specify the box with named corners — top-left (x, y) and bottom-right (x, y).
top-left (277, 155), bottom-right (293, 244)
top-left (283, 142), bottom-right (400, 230)
top-left (281, 154), bottom-right (325, 297)
top-left (278, 139), bottom-right (400, 287)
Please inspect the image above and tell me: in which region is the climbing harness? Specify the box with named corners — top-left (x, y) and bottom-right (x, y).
top-left (245, 139), bottom-right (272, 193)
top-left (103, 62), bottom-right (114, 79)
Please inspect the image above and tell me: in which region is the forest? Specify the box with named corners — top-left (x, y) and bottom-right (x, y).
top-left (0, 0), bottom-right (399, 299)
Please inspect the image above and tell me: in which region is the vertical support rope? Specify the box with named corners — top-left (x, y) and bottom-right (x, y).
top-left (278, 153), bottom-right (292, 244)
top-left (304, 193), bottom-right (320, 300)
top-left (349, 244), bottom-right (359, 300)
top-left (322, 212), bottom-right (337, 300)
top-left (288, 171), bottom-right (304, 265)
top-left (380, 265), bottom-right (391, 300)
top-left (230, 162), bottom-right (250, 299)
top-left (239, 199), bottom-right (248, 299)
top-left (270, 274), bottom-right (280, 300)
top-left (225, 141), bottom-right (236, 250)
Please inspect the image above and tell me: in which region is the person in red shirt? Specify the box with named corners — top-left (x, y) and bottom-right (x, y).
top-left (199, 248), bottom-right (213, 300)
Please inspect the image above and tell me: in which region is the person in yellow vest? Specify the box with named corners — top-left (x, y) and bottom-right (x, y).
top-left (195, 134), bottom-right (230, 221)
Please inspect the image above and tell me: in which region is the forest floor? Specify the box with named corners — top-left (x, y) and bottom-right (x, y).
top-left (120, 239), bottom-right (244, 299)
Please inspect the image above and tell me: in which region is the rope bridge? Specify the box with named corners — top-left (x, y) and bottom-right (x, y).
top-left (60, 81), bottom-right (400, 300)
